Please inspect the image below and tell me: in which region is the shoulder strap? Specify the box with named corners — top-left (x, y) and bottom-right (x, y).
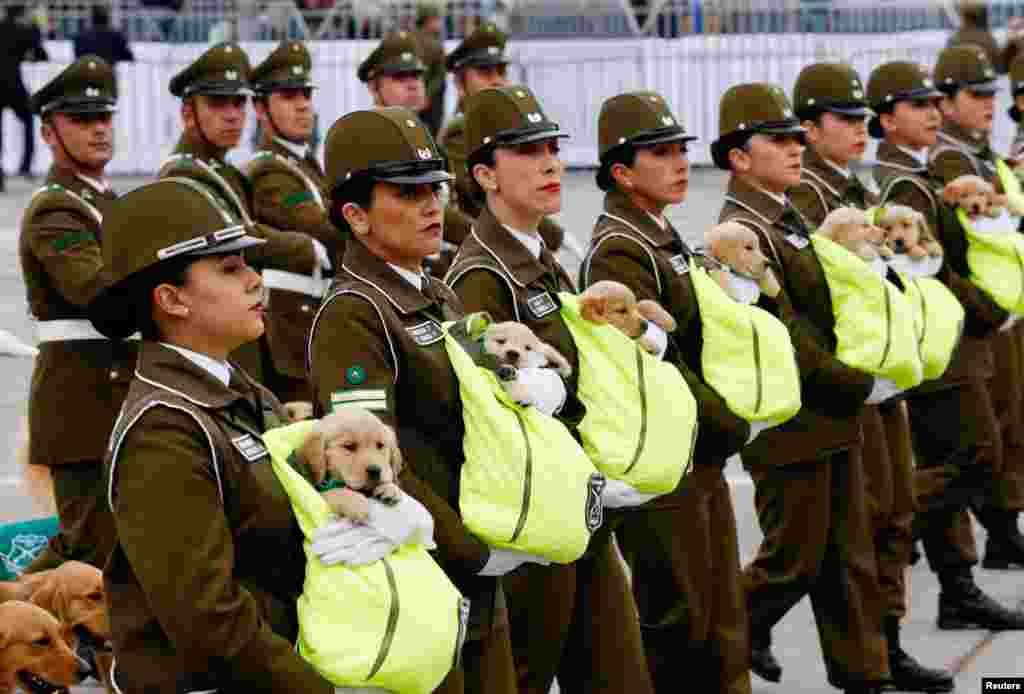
top-left (878, 174), bottom-right (939, 218)
top-left (583, 226), bottom-right (665, 298)
top-left (159, 154), bottom-right (253, 225)
top-left (445, 258), bottom-right (523, 322)
top-left (247, 150), bottom-right (325, 211)
top-left (309, 285), bottom-right (400, 388)
top-left (27, 184), bottom-right (103, 227)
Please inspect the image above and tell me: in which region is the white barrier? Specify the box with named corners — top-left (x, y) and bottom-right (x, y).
top-left (2, 30), bottom-right (1018, 175)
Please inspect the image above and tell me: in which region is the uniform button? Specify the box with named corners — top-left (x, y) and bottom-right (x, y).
top-left (301, 304), bottom-right (312, 313)
top-left (110, 370), bottom-right (119, 380)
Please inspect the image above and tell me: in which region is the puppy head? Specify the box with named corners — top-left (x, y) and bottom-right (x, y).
top-left (818, 207), bottom-right (881, 259)
top-left (878, 205), bottom-right (922, 254)
top-left (483, 322), bottom-right (550, 369)
top-left (578, 281), bottom-right (644, 334)
top-left (0, 600), bottom-right (88, 693)
top-left (302, 409), bottom-right (402, 493)
top-left (943, 175), bottom-right (994, 216)
top-left (20, 562), bottom-right (110, 647)
top-left (705, 221), bottom-right (772, 279)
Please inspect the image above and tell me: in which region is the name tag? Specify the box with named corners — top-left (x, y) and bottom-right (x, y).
top-left (785, 233), bottom-right (809, 249)
top-left (669, 254), bottom-right (690, 275)
top-left (407, 320), bottom-right (444, 346)
top-left (232, 434), bottom-right (268, 463)
top-left (526, 291), bottom-right (558, 318)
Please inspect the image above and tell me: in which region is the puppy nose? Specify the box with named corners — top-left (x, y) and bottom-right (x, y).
top-left (893, 239), bottom-right (906, 252)
top-left (506, 349), bottom-right (519, 362)
top-left (367, 465), bottom-right (382, 481)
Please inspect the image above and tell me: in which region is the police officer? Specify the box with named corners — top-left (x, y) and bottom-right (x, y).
top-left (946, 0), bottom-right (1019, 74)
top-left (161, 41), bottom-right (329, 393)
top-left (583, 91), bottom-right (752, 694)
top-left (868, 59), bottom-right (1024, 630)
top-left (438, 23), bottom-right (566, 264)
top-left (414, 1), bottom-right (447, 137)
top-left (19, 55), bottom-right (137, 573)
top-left (789, 62), bottom-right (954, 693)
top-left (307, 107), bottom-right (521, 694)
top-left (713, 83), bottom-right (889, 694)
top-left (246, 40), bottom-right (339, 404)
top-left (929, 44), bottom-right (1024, 571)
top-left (86, 179), bottom-right (336, 693)
top-left (446, 85), bottom-right (656, 694)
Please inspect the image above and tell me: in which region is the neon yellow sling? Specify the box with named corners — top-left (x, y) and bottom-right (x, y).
top-left (899, 275), bottom-right (965, 381)
top-left (687, 260), bottom-right (801, 426)
top-left (811, 235), bottom-right (924, 390)
top-left (557, 293), bottom-right (697, 495)
top-left (442, 315), bottom-right (603, 564)
top-left (957, 207), bottom-right (1024, 315)
top-left (263, 422), bottom-right (467, 694)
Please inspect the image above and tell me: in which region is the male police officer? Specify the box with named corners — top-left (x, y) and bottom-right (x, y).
top-left (21, 56), bottom-right (137, 572)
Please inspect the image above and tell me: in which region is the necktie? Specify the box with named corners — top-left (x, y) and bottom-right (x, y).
top-left (843, 177), bottom-right (869, 209)
top-left (778, 205), bottom-right (810, 236)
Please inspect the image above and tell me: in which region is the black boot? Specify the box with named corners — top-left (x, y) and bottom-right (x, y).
top-left (750, 630), bottom-right (782, 682)
top-left (938, 572), bottom-right (1024, 630)
top-left (885, 616), bottom-right (955, 692)
top-left (979, 509), bottom-right (1024, 569)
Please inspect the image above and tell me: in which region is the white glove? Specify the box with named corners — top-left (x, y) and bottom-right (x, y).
top-left (865, 377), bottom-right (903, 405)
top-left (500, 366), bottom-right (568, 416)
top-left (999, 314), bottom-right (1021, 332)
top-left (477, 548), bottom-right (552, 577)
top-left (601, 477), bottom-right (658, 509)
top-left (367, 491), bottom-right (436, 550)
top-left (311, 519), bottom-right (396, 567)
top-left (640, 321), bottom-right (669, 360)
top-left (746, 420), bottom-right (774, 444)
top-left (311, 238), bottom-right (333, 271)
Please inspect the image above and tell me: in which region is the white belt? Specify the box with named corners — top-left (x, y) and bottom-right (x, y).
top-left (262, 269), bottom-right (330, 298)
top-left (36, 319), bottom-right (139, 343)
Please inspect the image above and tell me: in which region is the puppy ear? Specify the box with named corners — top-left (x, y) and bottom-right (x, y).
top-left (386, 426), bottom-right (404, 478)
top-left (25, 572), bottom-right (64, 621)
top-left (636, 299), bottom-right (677, 332)
top-left (579, 291), bottom-right (608, 323)
top-left (300, 430), bottom-right (328, 485)
top-left (943, 180), bottom-right (964, 204)
top-left (540, 342), bottom-right (572, 378)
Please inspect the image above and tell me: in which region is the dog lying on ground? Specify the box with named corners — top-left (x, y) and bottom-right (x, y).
top-left (816, 207), bottom-right (893, 261)
top-left (703, 221), bottom-right (782, 299)
top-left (300, 409), bottom-right (404, 524)
top-left (0, 600), bottom-right (89, 694)
top-left (942, 175), bottom-right (1007, 219)
top-left (875, 205), bottom-right (943, 259)
top-left (578, 281), bottom-right (676, 354)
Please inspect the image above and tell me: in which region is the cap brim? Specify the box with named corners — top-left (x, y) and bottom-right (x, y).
top-left (823, 104), bottom-right (871, 117)
top-left (967, 80), bottom-right (999, 95)
top-left (498, 129), bottom-right (570, 146)
top-left (373, 169), bottom-right (455, 185)
top-left (188, 235), bottom-right (265, 257)
top-left (456, 55), bottom-right (509, 71)
top-left (902, 86), bottom-right (944, 100)
top-left (255, 80), bottom-right (316, 92)
top-left (632, 130), bottom-right (698, 147)
top-left (376, 62), bottom-right (426, 77)
top-left (46, 101), bottom-right (118, 114)
top-left (758, 123), bottom-right (808, 135)
top-left (1011, 104), bottom-right (1021, 122)
top-left (186, 83), bottom-right (254, 97)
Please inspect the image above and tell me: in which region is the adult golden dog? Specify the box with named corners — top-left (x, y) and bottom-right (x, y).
top-left (0, 600), bottom-right (89, 694)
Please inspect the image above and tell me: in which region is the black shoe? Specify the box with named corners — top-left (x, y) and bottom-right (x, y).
top-left (888, 648), bottom-right (955, 692)
top-left (938, 583), bottom-right (1024, 630)
top-left (843, 685), bottom-right (884, 694)
top-left (750, 644), bottom-right (782, 682)
top-left (982, 536), bottom-right (1024, 569)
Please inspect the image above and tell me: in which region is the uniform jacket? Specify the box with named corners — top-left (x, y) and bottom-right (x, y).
top-left (874, 142), bottom-right (1003, 382)
top-left (789, 145), bottom-right (879, 228)
top-left (719, 177), bottom-right (870, 466)
top-left (104, 342), bottom-right (332, 694)
top-left (307, 239), bottom-right (501, 640)
top-left (247, 134), bottom-right (340, 380)
top-left (946, 24), bottom-right (1018, 74)
top-left (20, 165), bottom-right (137, 466)
top-left (582, 191), bottom-right (750, 466)
top-left (930, 119), bottom-right (1000, 185)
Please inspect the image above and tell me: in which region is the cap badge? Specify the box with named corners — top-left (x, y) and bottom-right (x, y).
top-left (88, 61), bottom-right (96, 70)
top-left (226, 70), bottom-right (238, 81)
top-left (488, 46), bottom-right (500, 55)
top-left (526, 112), bottom-right (542, 123)
top-left (406, 119), bottom-right (417, 127)
top-left (401, 52), bottom-right (413, 61)
top-left (924, 78), bottom-right (934, 87)
top-left (783, 109), bottom-right (793, 118)
top-left (85, 87), bottom-right (100, 97)
top-left (292, 65), bottom-right (304, 75)
top-left (807, 97), bottom-right (816, 105)
top-left (985, 68), bottom-right (995, 78)
top-left (399, 31), bottom-right (407, 38)
top-left (853, 89), bottom-right (863, 99)
top-left (292, 43), bottom-right (300, 51)
top-left (661, 115), bottom-right (674, 125)
top-left (225, 46), bottom-right (233, 54)
top-left (619, 137), bottom-right (627, 144)
top-left (516, 90), bottom-right (526, 98)
top-left (417, 147), bottom-right (432, 159)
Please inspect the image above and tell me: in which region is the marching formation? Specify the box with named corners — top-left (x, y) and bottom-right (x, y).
top-left (7, 10), bottom-right (1024, 694)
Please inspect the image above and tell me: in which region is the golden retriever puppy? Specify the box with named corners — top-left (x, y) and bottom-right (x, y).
top-left (816, 207), bottom-right (893, 261)
top-left (942, 174), bottom-right (1008, 219)
top-left (578, 281), bottom-right (676, 354)
top-left (704, 221), bottom-right (782, 299)
top-left (300, 409), bottom-right (404, 523)
top-left (876, 205), bottom-right (943, 259)
top-left (481, 321), bottom-right (573, 377)
top-left (0, 601), bottom-right (89, 694)
top-left (282, 401), bottom-right (314, 423)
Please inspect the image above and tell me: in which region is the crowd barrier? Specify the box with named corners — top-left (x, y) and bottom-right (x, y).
top-left (2, 30), bottom-right (1019, 176)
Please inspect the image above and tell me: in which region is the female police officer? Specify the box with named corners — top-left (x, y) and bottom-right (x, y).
top-left (306, 107), bottom-right (563, 694)
top-left (87, 179), bottom-right (337, 692)
top-left (444, 85), bottom-right (656, 694)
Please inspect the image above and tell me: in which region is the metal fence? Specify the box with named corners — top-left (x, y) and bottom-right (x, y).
top-left (6, 0), bottom-right (1024, 43)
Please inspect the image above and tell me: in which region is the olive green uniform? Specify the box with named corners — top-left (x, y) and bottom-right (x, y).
top-left (19, 56), bottom-right (136, 573)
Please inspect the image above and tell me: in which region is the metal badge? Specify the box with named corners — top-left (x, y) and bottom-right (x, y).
top-left (585, 474), bottom-right (606, 532)
top-left (407, 320), bottom-right (444, 346)
top-left (669, 254), bottom-right (690, 275)
top-left (785, 233), bottom-right (809, 249)
top-left (526, 291), bottom-right (558, 318)
top-left (231, 433), bottom-right (268, 462)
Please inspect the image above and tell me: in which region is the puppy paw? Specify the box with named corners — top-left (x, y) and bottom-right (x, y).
top-left (374, 483), bottom-right (402, 506)
top-left (324, 488), bottom-right (371, 523)
top-left (876, 244), bottom-right (894, 259)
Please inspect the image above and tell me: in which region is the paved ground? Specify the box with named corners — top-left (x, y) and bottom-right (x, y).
top-left (0, 168), bottom-right (1021, 692)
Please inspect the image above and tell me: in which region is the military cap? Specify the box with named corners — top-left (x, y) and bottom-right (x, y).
top-left (598, 91), bottom-right (695, 160)
top-left (1010, 54), bottom-right (1024, 121)
top-left (464, 85), bottom-right (567, 158)
top-left (865, 61), bottom-right (942, 138)
top-left (169, 42), bottom-right (252, 98)
top-left (416, 2), bottom-right (442, 24)
top-left (30, 55), bottom-right (116, 115)
top-left (358, 32), bottom-right (425, 83)
top-left (934, 43), bottom-right (999, 95)
top-left (711, 83), bottom-right (804, 170)
top-left (793, 62), bottom-right (870, 119)
top-left (325, 108), bottom-right (452, 191)
top-left (446, 22), bottom-right (509, 73)
top-left (250, 40), bottom-right (315, 94)
top-left (88, 178), bottom-right (264, 338)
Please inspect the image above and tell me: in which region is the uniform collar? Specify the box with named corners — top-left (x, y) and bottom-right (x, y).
top-left (801, 146), bottom-right (851, 199)
top-left (160, 343), bottom-right (231, 386)
top-left (876, 142), bottom-right (928, 173)
top-left (46, 165), bottom-right (112, 201)
top-left (471, 206), bottom-right (552, 288)
top-left (135, 342), bottom-right (248, 410)
top-left (501, 224), bottom-right (543, 259)
top-left (340, 239), bottom-right (432, 315)
top-left (387, 263), bottom-right (427, 291)
top-left (175, 130), bottom-right (231, 165)
top-left (725, 176), bottom-right (791, 224)
top-left (602, 190), bottom-right (678, 248)
top-left (272, 134), bottom-right (309, 161)
top-left (74, 172), bottom-right (111, 194)
top-left (938, 119), bottom-right (991, 154)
